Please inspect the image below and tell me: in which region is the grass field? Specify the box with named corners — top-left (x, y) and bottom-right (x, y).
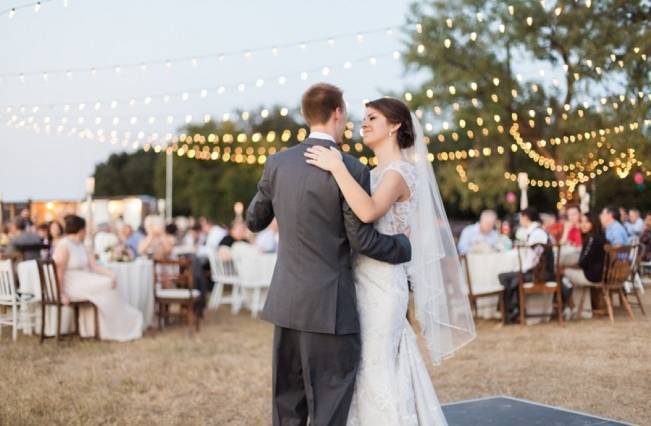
top-left (1, 291), bottom-right (649, 425)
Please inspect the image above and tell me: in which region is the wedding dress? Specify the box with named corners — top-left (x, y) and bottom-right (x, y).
top-left (347, 160), bottom-right (448, 426)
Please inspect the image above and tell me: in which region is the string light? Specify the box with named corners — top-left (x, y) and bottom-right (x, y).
top-left (0, 25), bottom-right (403, 83)
top-left (1, 51), bottom-right (403, 112)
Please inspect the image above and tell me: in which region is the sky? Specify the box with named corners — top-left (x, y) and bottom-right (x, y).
top-left (0, 0), bottom-right (414, 201)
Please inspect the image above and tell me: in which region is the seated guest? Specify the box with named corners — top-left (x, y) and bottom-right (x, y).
top-left (640, 212), bottom-right (651, 262)
top-left (9, 218), bottom-right (43, 260)
top-left (457, 210), bottom-right (499, 255)
top-left (255, 218), bottom-right (279, 253)
top-left (126, 225), bottom-right (146, 257)
top-left (542, 213), bottom-right (564, 244)
top-left (561, 214), bottom-right (605, 318)
top-left (498, 208), bottom-right (553, 324)
top-left (619, 207), bottom-right (629, 225)
top-left (625, 208), bottom-right (645, 237)
top-left (560, 205), bottom-right (582, 247)
top-left (53, 215), bottom-right (142, 341)
top-left (182, 223), bottom-right (204, 252)
top-left (94, 222), bottom-right (119, 257)
top-left (165, 222), bottom-right (179, 242)
top-left (48, 220), bottom-right (64, 249)
top-left (37, 223), bottom-right (51, 243)
top-left (218, 220), bottom-right (250, 248)
top-left (201, 219), bottom-right (227, 254)
top-left (600, 206), bottom-right (629, 246)
top-left (138, 215), bottom-right (175, 259)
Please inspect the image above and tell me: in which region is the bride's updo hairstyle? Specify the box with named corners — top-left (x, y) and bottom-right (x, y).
top-left (365, 97), bottom-right (415, 149)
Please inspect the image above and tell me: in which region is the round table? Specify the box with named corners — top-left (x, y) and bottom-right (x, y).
top-left (104, 258), bottom-right (154, 329)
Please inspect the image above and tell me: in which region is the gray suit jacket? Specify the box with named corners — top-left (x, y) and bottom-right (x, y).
top-left (246, 137), bottom-right (411, 335)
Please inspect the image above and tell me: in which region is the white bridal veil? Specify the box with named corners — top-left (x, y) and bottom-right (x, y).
top-left (402, 113), bottom-right (476, 365)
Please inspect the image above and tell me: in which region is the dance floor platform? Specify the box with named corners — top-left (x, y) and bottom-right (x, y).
top-left (441, 396), bottom-right (630, 426)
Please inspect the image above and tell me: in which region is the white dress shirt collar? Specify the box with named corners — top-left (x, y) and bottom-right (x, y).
top-left (308, 131), bottom-right (336, 143)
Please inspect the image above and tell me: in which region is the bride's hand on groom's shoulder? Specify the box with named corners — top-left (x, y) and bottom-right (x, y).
top-left (305, 146), bottom-right (344, 173)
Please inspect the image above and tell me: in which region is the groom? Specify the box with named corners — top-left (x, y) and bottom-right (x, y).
top-left (246, 83), bottom-right (411, 425)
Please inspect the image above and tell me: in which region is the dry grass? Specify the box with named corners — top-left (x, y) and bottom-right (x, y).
top-left (1, 291), bottom-right (650, 426)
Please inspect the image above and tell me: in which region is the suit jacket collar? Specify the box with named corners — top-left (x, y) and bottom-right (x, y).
top-left (304, 137), bottom-right (339, 149)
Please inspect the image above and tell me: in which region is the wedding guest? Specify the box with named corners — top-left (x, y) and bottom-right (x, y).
top-left (36, 223), bottom-right (51, 243)
top-left (498, 208), bottom-right (553, 324)
top-left (560, 205), bottom-right (582, 247)
top-left (182, 223), bottom-right (204, 252)
top-left (19, 208), bottom-right (34, 230)
top-left (202, 219), bottom-right (227, 253)
top-left (495, 220), bottom-right (513, 252)
top-left (94, 223), bottom-right (119, 256)
top-left (639, 212), bottom-right (651, 261)
top-left (218, 220), bottom-right (250, 248)
top-left (457, 210), bottom-right (499, 255)
top-left (600, 206), bottom-right (629, 246)
top-left (165, 222), bottom-right (179, 243)
top-left (126, 225), bottom-right (146, 257)
top-left (561, 213), bottom-right (606, 319)
top-left (542, 213), bottom-right (564, 244)
top-left (619, 207), bottom-right (629, 225)
top-left (52, 214), bottom-right (142, 341)
top-left (255, 218), bottom-right (279, 253)
top-left (138, 215), bottom-right (174, 259)
top-left (625, 208), bottom-right (645, 237)
top-left (49, 220), bottom-right (64, 249)
top-left (9, 218), bottom-right (42, 260)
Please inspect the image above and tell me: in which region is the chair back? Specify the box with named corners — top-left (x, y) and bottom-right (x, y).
top-left (516, 243), bottom-right (554, 284)
top-left (460, 255), bottom-right (475, 297)
top-left (36, 260), bottom-right (61, 305)
top-left (207, 248), bottom-right (238, 284)
top-left (153, 257), bottom-right (193, 291)
top-left (629, 243), bottom-right (645, 279)
top-left (0, 259), bottom-right (17, 304)
top-left (231, 242), bottom-right (275, 289)
top-left (602, 245), bottom-right (633, 287)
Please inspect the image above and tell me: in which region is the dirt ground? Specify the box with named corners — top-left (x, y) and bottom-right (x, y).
top-left (1, 291), bottom-right (650, 425)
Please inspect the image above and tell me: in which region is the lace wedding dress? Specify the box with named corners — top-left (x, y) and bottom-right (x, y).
top-left (347, 160), bottom-right (447, 426)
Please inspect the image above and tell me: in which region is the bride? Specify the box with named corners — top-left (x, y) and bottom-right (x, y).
top-left (305, 97), bottom-right (476, 425)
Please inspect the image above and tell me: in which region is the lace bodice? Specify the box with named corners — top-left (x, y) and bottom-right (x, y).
top-left (370, 160), bottom-right (417, 235)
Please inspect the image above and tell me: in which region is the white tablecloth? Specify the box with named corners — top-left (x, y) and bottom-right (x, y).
top-left (104, 259), bottom-right (154, 329)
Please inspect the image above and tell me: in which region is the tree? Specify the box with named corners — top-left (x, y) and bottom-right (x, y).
top-left (94, 151), bottom-right (159, 197)
top-left (403, 0), bottom-right (650, 213)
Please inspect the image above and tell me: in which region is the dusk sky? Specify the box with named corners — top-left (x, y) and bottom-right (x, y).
top-left (1, 0), bottom-right (412, 200)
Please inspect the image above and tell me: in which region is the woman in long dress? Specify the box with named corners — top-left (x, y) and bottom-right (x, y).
top-left (305, 98), bottom-right (475, 425)
top-left (53, 214), bottom-right (143, 342)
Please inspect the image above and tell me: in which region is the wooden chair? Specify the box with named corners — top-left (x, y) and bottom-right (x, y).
top-left (153, 257), bottom-right (200, 331)
top-left (599, 245), bottom-right (636, 325)
top-left (37, 260), bottom-right (98, 343)
top-left (625, 244), bottom-right (646, 317)
top-left (0, 259), bottom-right (39, 340)
top-left (460, 255), bottom-right (505, 323)
top-left (517, 243), bottom-right (563, 325)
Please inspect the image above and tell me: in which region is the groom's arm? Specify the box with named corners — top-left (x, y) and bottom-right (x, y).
top-left (246, 157), bottom-right (275, 232)
top-left (342, 161), bottom-right (411, 264)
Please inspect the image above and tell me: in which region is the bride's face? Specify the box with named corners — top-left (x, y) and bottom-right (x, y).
top-left (362, 107), bottom-right (396, 149)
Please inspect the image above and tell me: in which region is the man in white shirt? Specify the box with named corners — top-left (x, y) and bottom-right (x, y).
top-left (255, 218), bottom-right (279, 253)
top-left (498, 208), bottom-right (552, 324)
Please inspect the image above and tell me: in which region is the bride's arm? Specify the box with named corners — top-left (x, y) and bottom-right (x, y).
top-left (305, 146), bottom-right (408, 223)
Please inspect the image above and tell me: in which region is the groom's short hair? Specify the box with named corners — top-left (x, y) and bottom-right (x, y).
top-left (301, 83), bottom-right (345, 125)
